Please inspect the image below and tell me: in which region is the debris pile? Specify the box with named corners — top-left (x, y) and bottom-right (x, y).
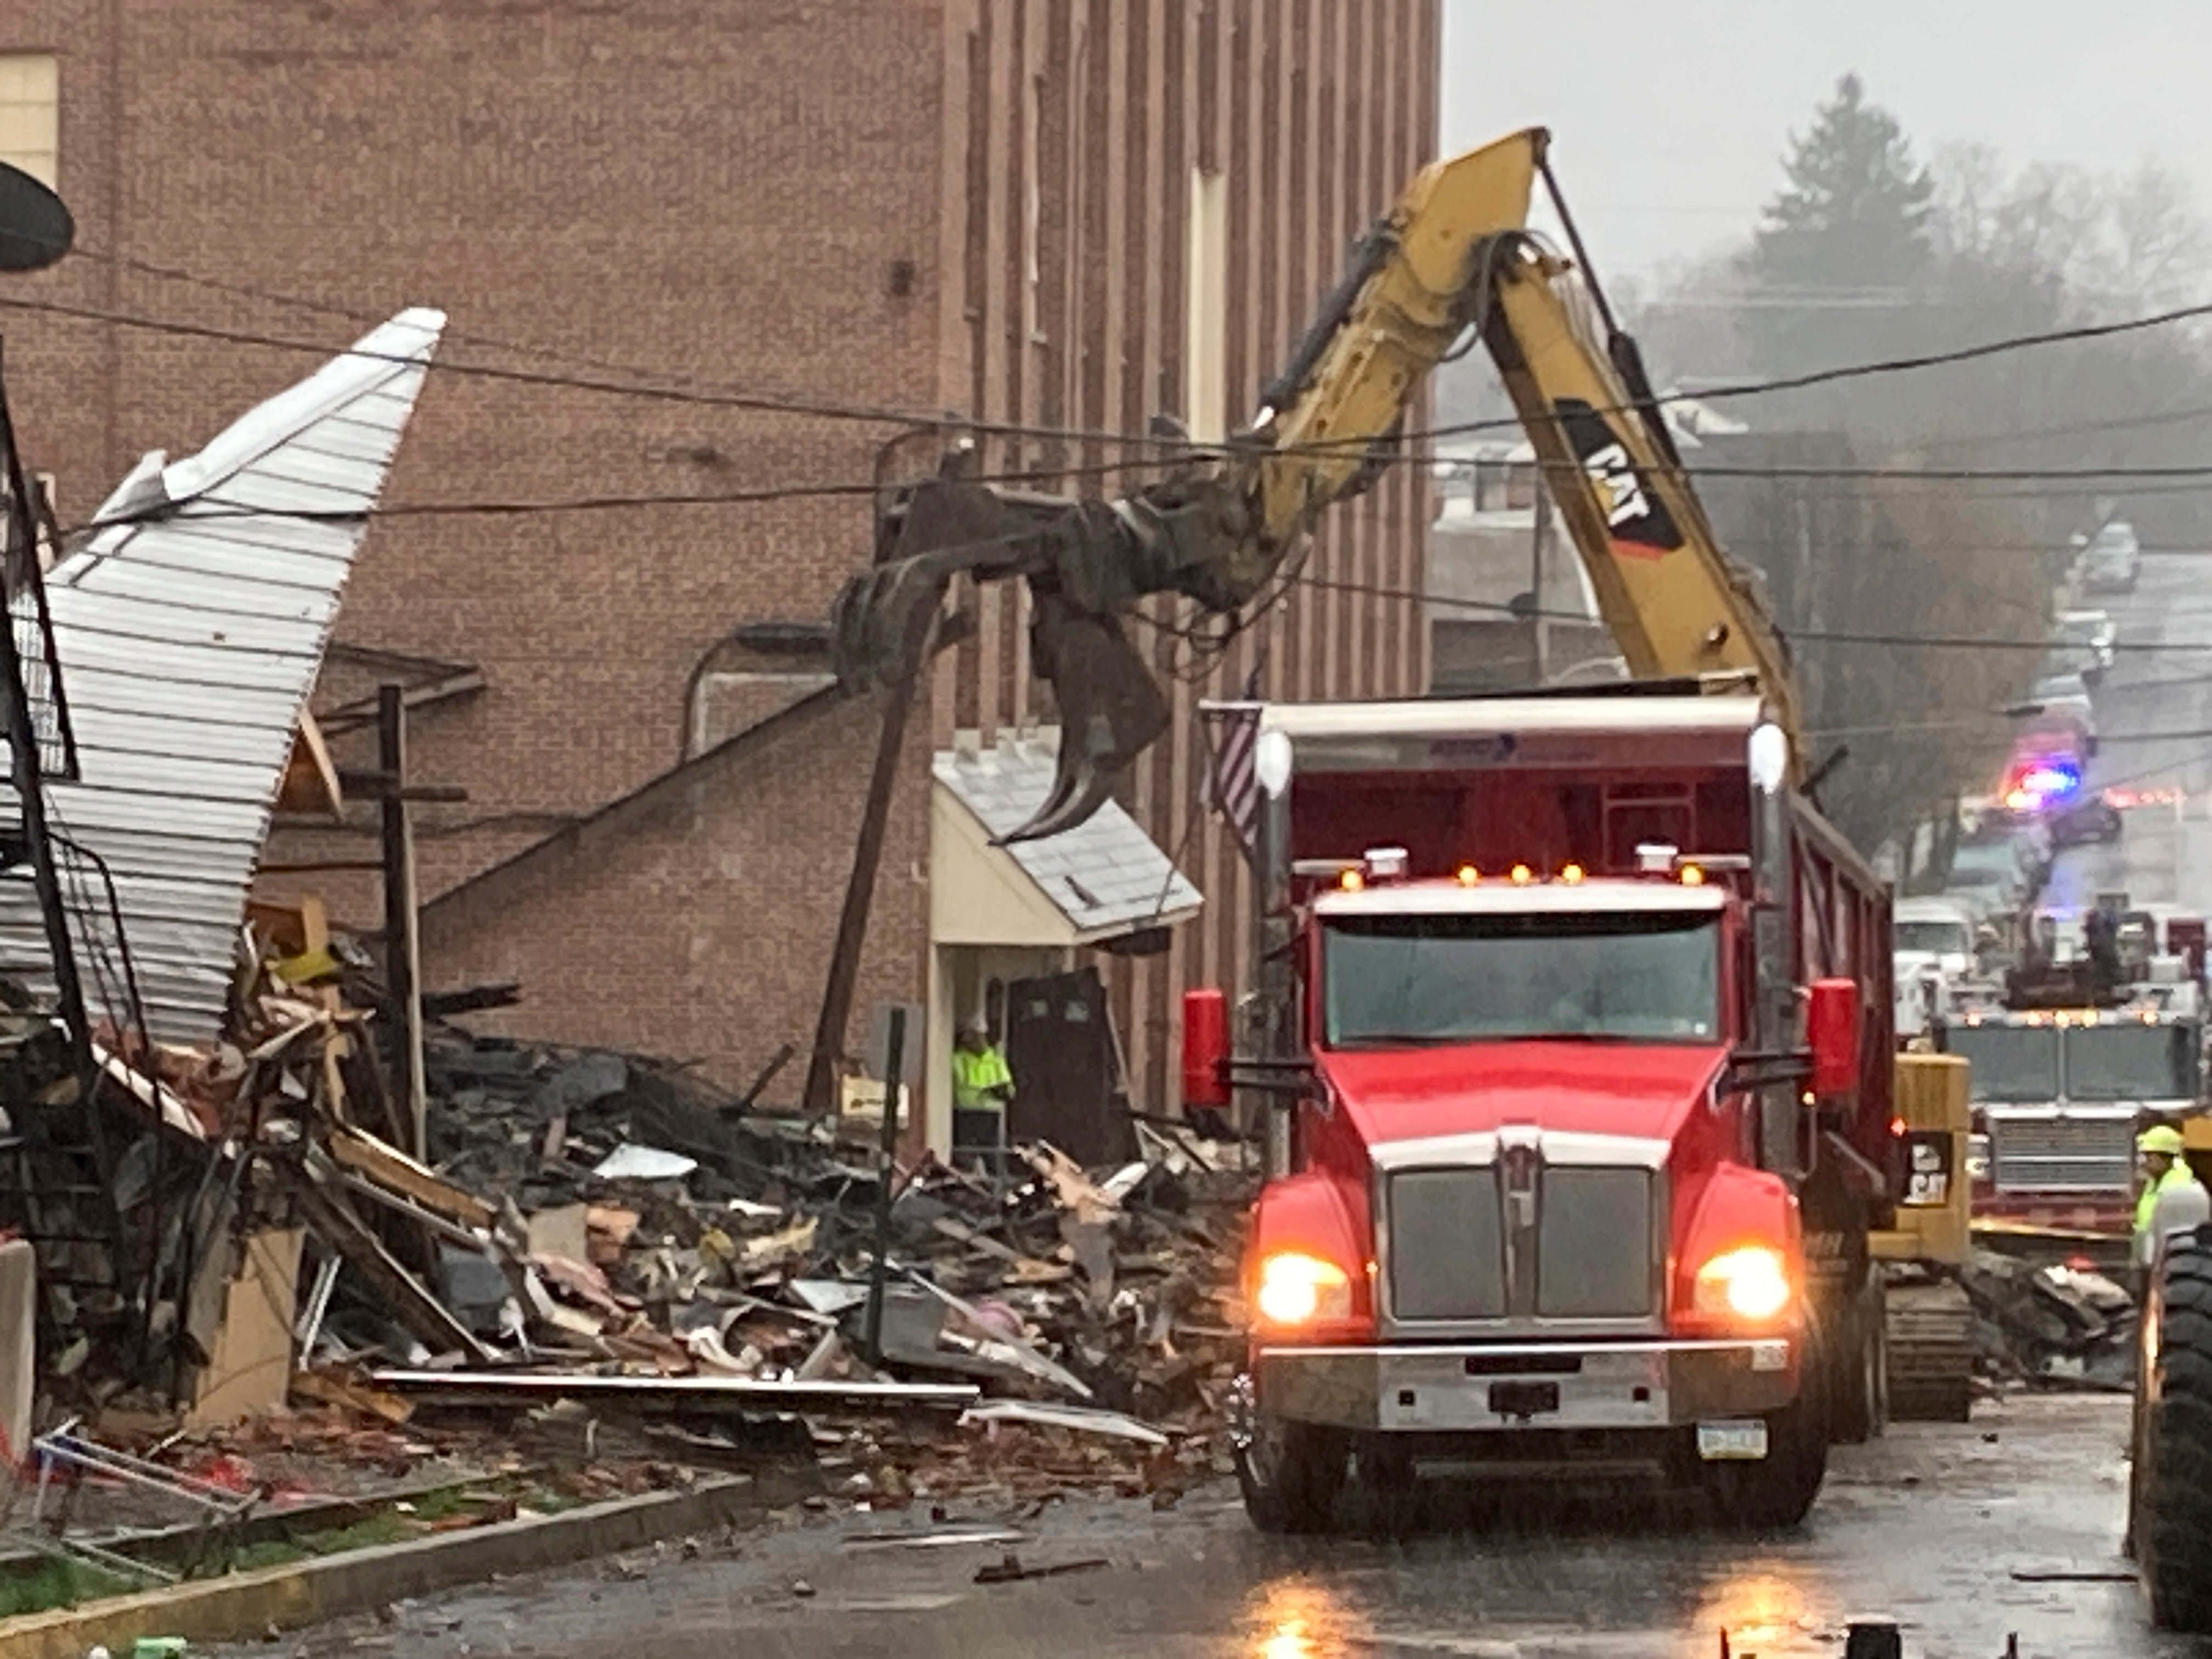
top-left (7, 909), bottom-right (1255, 1503)
top-left (1961, 1251), bottom-right (2136, 1391)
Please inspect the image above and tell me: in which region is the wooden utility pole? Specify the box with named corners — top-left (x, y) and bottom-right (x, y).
top-left (377, 684), bottom-right (426, 1156)
top-left (803, 618), bottom-right (929, 1120)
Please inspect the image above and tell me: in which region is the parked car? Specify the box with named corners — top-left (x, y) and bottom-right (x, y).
top-left (2076, 521), bottom-right (2141, 594)
top-left (2030, 670), bottom-right (2095, 725)
top-left (2050, 609), bottom-right (2118, 684)
top-left (2048, 791), bottom-right (2124, 849)
top-left (1894, 895), bottom-right (1979, 981)
top-left (1945, 840), bottom-right (2031, 915)
top-left (2019, 670), bottom-right (2098, 758)
top-left (2057, 608), bottom-right (2118, 662)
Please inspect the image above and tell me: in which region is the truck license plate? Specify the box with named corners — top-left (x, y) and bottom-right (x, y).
top-left (1697, 1420), bottom-right (1770, 1461)
top-left (1487, 1381), bottom-right (1560, 1419)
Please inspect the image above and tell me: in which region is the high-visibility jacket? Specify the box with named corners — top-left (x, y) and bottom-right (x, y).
top-left (952, 1044), bottom-right (1013, 1113)
top-left (2136, 1161), bottom-right (2208, 1266)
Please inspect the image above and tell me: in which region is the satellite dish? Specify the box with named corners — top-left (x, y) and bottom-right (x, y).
top-left (0, 163), bottom-right (72, 273)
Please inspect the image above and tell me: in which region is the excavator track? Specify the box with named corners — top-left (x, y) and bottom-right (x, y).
top-left (1884, 1276), bottom-right (1977, 1423)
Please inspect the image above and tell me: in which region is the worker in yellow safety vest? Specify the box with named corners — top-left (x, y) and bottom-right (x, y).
top-left (951, 1019), bottom-right (1014, 1170)
top-left (2134, 1124), bottom-right (2209, 1276)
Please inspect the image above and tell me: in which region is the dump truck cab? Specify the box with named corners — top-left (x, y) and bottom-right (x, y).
top-left (1189, 689), bottom-right (1897, 1531)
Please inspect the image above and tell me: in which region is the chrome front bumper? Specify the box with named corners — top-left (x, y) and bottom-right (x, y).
top-left (1248, 1339), bottom-right (1795, 1434)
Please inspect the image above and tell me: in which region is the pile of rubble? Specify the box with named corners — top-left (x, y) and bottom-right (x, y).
top-left (33, 911), bottom-right (1254, 1504)
top-left (1961, 1251), bottom-right (2136, 1391)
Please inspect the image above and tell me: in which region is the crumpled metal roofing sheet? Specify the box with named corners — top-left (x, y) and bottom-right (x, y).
top-left (934, 738), bottom-right (1202, 938)
top-left (0, 308), bottom-right (445, 1047)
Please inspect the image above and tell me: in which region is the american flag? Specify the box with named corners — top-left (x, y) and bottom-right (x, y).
top-left (1202, 667), bottom-right (1266, 861)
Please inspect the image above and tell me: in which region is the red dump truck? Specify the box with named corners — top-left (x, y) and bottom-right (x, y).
top-left (1183, 689), bottom-right (1903, 1530)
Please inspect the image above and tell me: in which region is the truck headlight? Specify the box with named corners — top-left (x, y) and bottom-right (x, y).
top-left (1254, 1251), bottom-right (1352, 1327)
top-left (1692, 1246), bottom-right (1793, 1322)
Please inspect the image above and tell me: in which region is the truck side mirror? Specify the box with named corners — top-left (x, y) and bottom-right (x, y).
top-left (1181, 987), bottom-right (1231, 1110)
top-left (1808, 977), bottom-right (1860, 1097)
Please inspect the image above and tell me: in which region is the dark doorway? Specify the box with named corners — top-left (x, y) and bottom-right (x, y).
top-left (1003, 967), bottom-right (1130, 1166)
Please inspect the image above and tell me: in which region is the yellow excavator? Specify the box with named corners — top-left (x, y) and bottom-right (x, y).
top-left (831, 124), bottom-right (1975, 1422)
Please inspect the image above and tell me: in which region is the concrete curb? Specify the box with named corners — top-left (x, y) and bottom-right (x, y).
top-left (0, 1472), bottom-right (774, 1659)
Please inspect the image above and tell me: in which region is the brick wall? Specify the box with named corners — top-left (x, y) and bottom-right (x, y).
top-left (420, 687), bottom-right (930, 1094)
top-left (934, 0), bottom-right (1441, 1109)
top-left (1, 0), bottom-right (950, 1082)
top-left (0, 0), bottom-right (1440, 1098)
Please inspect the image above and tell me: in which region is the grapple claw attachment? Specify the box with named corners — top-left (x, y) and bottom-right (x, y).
top-left (995, 594), bottom-right (1168, 846)
top-left (827, 470), bottom-right (1177, 844)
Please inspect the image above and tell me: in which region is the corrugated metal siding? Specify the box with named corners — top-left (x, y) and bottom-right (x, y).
top-left (0, 308), bottom-right (445, 1047)
top-left (937, 0), bottom-right (1439, 1109)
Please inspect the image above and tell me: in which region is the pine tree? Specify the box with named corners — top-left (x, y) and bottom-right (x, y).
top-left (1752, 74), bottom-right (1934, 294)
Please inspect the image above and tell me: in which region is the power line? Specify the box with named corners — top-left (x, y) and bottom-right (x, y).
top-left (0, 292), bottom-right (1136, 450)
top-left (57, 449), bottom-right (2212, 548)
top-left (1397, 296), bottom-right (2212, 450)
top-left (13, 275), bottom-right (2212, 473)
top-left (1885, 400), bottom-right (2212, 455)
top-left (1291, 571), bottom-right (2212, 657)
top-left (48, 452), bottom-right (1195, 541)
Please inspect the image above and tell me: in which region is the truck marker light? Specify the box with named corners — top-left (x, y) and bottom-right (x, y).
top-left (1455, 864), bottom-right (1481, 886)
top-left (1364, 845), bottom-right (1410, 881)
top-left (1889, 1116), bottom-right (1905, 1137)
top-left (1560, 862), bottom-right (1585, 884)
top-left (1510, 864), bottom-right (1533, 885)
top-left (1338, 868), bottom-right (1364, 893)
top-left (1255, 1251), bottom-right (1352, 1326)
top-left (1692, 1246), bottom-right (1792, 1322)
top-left (1679, 864), bottom-right (1705, 886)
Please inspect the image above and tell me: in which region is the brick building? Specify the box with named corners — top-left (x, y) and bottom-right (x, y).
top-left (0, 1), bottom-right (1438, 1146)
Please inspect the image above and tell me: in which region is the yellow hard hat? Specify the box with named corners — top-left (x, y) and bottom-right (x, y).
top-left (2139, 1125), bottom-right (2186, 1158)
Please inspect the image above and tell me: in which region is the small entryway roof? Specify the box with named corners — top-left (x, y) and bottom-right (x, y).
top-left (933, 735), bottom-right (1201, 946)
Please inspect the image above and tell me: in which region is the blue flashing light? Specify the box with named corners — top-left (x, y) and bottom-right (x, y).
top-left (2006, 758), bottom-right (2084, 811)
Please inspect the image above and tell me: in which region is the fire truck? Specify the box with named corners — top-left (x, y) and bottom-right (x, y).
top-left (1942, 902), bottom-right (2208, 1239)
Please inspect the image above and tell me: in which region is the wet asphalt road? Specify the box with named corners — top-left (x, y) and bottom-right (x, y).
top-left (232, 1397), bottom-right (2180, 1659)
top-left (222, 562), bottom-right (2212, 1659)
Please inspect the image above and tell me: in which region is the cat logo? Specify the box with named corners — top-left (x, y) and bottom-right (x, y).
top-left (1584, 440), bottom-right (1650, 528)
top-left (1551, 398), bottom-right (1683, 557)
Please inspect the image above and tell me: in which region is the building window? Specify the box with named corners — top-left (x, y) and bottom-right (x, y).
top-left (0, 54), bottom-right (57, 189)
top-left (1184, 167), bottom-right (1229, 445)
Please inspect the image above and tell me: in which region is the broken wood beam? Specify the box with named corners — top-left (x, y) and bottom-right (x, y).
top-left (326, 1126), bottom-right (495, 1230)
top-left (421, 983), bottom-right (523, 1018)
top-left (291, 1183), bottom-right (496, 1365)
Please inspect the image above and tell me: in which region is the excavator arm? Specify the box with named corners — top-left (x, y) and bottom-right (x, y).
top-left (831, 126), bottom-right (1799, 843)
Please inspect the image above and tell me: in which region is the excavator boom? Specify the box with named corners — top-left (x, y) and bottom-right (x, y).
top-left (830, 126), bottom-right (1801, 842)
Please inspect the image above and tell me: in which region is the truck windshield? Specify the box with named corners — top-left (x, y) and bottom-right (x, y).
top-left (1945, 1025), bottom-right (2059, 1102)
top-left (1321, 910), bottom-right (1722, 1047)
top-left (2066, 1024), bottom-right (2200, 1101)
top-left (1896, 921), bottom-right (1969, 957)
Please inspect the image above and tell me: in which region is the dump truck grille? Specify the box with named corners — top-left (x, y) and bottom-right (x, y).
top-left (1385, 1163), bottom-right (1659, 1324)
top-left (1987, 1115), bottom-right (2134, 1193)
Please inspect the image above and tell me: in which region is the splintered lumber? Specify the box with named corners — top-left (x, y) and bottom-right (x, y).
top-left (328, 1125), bottom-right (495, 1230)
top-left (291, 1184), bottom-right (496, 1365)
top-left (369, 1369), bottom-right (979, 1412)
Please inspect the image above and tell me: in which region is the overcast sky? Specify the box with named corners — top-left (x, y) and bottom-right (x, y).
top-left (1441, 0), bottom-right (2212, 283)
